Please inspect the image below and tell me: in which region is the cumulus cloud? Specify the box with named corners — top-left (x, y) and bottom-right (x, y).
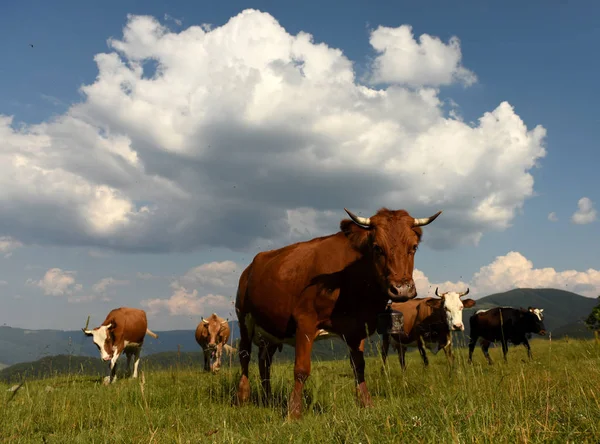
top-left (0, 236), bottom-right (22, 258)
top-left (548, 212), bottom-right (558, 222)
top-left (416, 251), bottom-right (600, 298)
top-left (27, 268), bottom-right (83, 296)
top-left (141, 260), bottom-right (237, 317)
top-left (571, 197), bottom-right (597, 225)
top-left (368, 24), bottom-right (477, 87)
top-left (92, 277), bottom-right (129, 298)
top-left (0, 10), bottom-right (547, 254)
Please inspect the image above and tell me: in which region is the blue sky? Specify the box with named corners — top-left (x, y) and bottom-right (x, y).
top-left (0, 0), bottom-right (598, 330)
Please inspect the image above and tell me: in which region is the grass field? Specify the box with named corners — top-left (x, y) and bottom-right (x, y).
top-left (1, 338), bottom-right (599, 443)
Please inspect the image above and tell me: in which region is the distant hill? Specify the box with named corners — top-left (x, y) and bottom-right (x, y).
top-left (0, 288), bottom-right (596, 374)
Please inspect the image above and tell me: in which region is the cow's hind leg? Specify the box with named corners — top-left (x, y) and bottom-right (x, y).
top-left (468, 334), bottom-right (478, 364)
top-left (398, 345), bottom-right (407, 371)
top-left (132, 347), bottom-right (142, 378)
top-left (236, 312), bottom-right (252, 405)
top-left (202, 347), bottom-right (211, 372)
top-left (380, 333), bottom-right (390, 371)
top-left (481, 340), bottom-right (493, 365)
top-left (348, 338), bottom-right (373, 409)
top-left (258, 341), bottom-right (278, 404)
top-left (125, 351), bottom-right (133, 377)
top-left (501, 340), bottom-right (509, 363)
top-left (417, 337), bottom-right (429, 367)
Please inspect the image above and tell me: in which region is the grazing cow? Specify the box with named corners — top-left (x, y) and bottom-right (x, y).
top-left (468, 306), bottom-right (546, 364)
top-left (82, 307), bottom-right (158, 384)
top-left (235, 207), bottom-right (442, 419)
top-left (381, 288), bottom-right (476, 370)
top-left (195, 313), bottom-right (231, 373)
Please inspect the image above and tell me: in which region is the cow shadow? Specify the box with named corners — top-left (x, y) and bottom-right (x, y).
top-left (210, 373), bottom-right (331, 418)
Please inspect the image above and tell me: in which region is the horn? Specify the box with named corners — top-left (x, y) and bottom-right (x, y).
top-left (413, 210), bottom-right (442, 227)
top-left (220, 320), bottom-right (228, 325)
top-left (81, 315), bottom-right (92, 334)
top-left (344, 208), bottom-right (371, 227)
top-left (202, 319), bottom-right (209, 324)
top-left (459, 288), bottom-right (470, 297)
top-left (435, 287), bottom-right (441, 297)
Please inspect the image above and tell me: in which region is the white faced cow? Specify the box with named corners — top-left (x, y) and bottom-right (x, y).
top-left (381, 287), bottom-right (475, 369)
top-left (82, 307), bottom-right (158, 384)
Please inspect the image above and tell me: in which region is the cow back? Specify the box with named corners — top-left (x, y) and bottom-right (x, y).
top-left (102, 307), bottom-right (149, 344)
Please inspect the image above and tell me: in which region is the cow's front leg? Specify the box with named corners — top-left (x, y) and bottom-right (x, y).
top-left (104, 352), bottom-right (121, 384)
top-left (522, 338), bottom-right (532, 360)
top-left (348, 338), bottom-right (373, 408)
top-left (288, 322), bottom-right (316, 420)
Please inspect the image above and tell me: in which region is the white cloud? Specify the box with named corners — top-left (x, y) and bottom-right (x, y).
top-left (416, 251), bottom-right (600, 298)
top-left (548, 212), bottom-right (558, 222)
top-left (92, 277), bottom-right (129, 296)
top-left (0, 10), bottom-right (547, 254)
top-left (141, 260), bottom-right (238, 317)
top-left (27, 268), bottom-right (83, 296)
top-left (0, 236), bottom-right (22, 258)
top-left (0, 280), bottom-right (7, 286)
top-left (571, 197), bottom-right (597, 225)
top-left (368, 24), bottom-right (477, 87)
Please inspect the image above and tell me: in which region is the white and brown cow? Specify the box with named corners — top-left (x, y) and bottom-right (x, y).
top-left (82, 307), bottom-right (158, 384)
top-left (195, 313), bottom-right (231, 373)
top-left (381, 287), bottom-right (476, 370)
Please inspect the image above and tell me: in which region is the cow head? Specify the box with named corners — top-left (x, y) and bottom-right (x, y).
top-left (202, 313), bottom-right (229, 351)
top-left (429, 287), bottom-right (476, 331)
top-left (82, 318), bottom-right (117, 361)
top-left (526, 306), bottom-right (546, 335)
top-left (341, 207), bottom-right (442, 302)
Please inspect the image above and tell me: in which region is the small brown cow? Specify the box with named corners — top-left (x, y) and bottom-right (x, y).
top-left (381, 288), bottom-right (475, 370)
top-left (82, 307), bottom-right (158, 384)
top-left (195, 313), bottom-right (231, 373)
top-left (235, 207), bottom-right (442, 419)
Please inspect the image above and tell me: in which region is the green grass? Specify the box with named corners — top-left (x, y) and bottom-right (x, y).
top-left (1, 339), bottom-right (599, 443)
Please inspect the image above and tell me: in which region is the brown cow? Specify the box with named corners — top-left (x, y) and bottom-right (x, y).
top-left (82, 307), bottom-right (158, 384)
top-left (195, 313), bottom-right (231, 373)
top-left (381, 288), bottom-right (475, 370)
top-left (235, 207), bottom-right (442, 419)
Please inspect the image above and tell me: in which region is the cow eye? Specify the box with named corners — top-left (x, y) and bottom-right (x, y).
top-left (373, 244), bottom-right (384, 256)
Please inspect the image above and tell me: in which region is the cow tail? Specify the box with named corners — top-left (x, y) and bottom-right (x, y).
top-left (146, 328), bottom-right (159, 339)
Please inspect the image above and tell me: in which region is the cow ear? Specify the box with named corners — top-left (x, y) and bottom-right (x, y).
top-left (340, 219), bottom-right (371, 252)
top-left (107, 321), bottom-right (116, 331)
top-left (462, 299), bottom-right (476, 308)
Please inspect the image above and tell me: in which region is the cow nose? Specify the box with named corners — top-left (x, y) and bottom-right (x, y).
top-left (103, 356), bottom-right (112, 361)
top-left (453, 323), bottom-right (464, 331)
top-left (388, 281), bottom-right (417, 302)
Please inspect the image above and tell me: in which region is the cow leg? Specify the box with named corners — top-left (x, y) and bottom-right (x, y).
top-left (203, 347), bottom-right (210, 372)
top-left (347, 338), bottom-right (373, 409)
top-left (213, 343), bottom-right (223, 373)
top-left (481, 340), bottom-right (493, 365)
top-left (443, 340), bottom-right (454, 366)
top-left (132, 347), bottom-right (141, 378)
top-left (380, 333), bottom-right (390, 371)
top-left (468, 335), bottom-right (478, 363)
top-left (236, 315), bottom-right (252, 405)
top-left (398, 345), bottom-right (407, 371)
top-left (105, 352), bottom-right (121, 384)
top-left (417, 337), bottom-right (429, 367)
top-left (501, 340), bottom-right (509, 363)
top-left (288, 323), bottom-right (316, 420)
top-left (258, 342), bottom-right (278, 403)
top-left (523, 338), bottom-right (533, 360)
top-left (126, 351), bottom-right (133, 377)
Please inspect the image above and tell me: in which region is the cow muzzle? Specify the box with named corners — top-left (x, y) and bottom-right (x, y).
top-left (539, 329), bottom-right (547, 336)
top-left (452, 323), bottom-right (464, 331)
top-left (388, 281), bottom-right (417, 302)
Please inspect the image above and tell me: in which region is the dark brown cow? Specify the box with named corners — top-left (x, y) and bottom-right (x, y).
top-left (195, 313), bottom-right (231, 373)
top-left (82, 307), bottom-right (158, 384)
top-left (235, 207), bottom-right (442, 419)
top-left (468, 306), bottom-right (547, 364)
top-left (381, 288), bottom-right (475, 370)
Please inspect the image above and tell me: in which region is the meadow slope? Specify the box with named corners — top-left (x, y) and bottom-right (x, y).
top-left (1, 339), bottom-right (599, 443)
